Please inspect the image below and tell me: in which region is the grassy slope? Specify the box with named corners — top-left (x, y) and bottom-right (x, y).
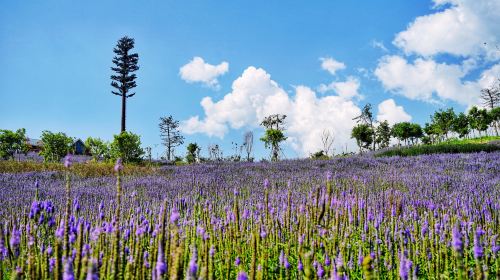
top-left (375, 136), bottom-right (500, 157)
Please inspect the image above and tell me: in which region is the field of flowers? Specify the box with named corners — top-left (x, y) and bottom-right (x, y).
top-left (0, 152), bottom-right (499, 279)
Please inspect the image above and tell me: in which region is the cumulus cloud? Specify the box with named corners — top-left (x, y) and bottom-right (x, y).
top-left (318, 76), bottom-right (362, 100)
top-left (320, 57), bottom-right (346, 75)
top-left (376, 99), bottom-right (412, 125)
top-left (393, 0), bottom-right (500, 58)
top-left (374, 55), bottom-right (500, 106)
top-left (179, 56), bottom-right (229, 89)
top-left (181, 66), bottom-right (361, 156)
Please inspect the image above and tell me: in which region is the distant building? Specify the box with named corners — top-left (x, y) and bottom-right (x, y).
top-left (27, 138), bottom-right (43, 152)
top-left (73, 139), bottom-right (86, 155)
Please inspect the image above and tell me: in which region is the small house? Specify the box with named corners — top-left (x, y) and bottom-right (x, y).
top-left (73, 139), bottom-right (86, 155)
top-left (27, 138), bottom-right (43, 152)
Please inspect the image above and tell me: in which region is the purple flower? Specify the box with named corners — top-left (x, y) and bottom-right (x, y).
top-left (170, 208), bottom-right (180, 224)
top-left (235, 256), bottom-right (241, 266)
top-left (155, 245), bottom-right (167, 278)
top-left (9, 228), bottom-right (20, 257)
top-left (86, 258), bottom-right (99, 280)
top-left (63, 259), bottom-right (75, 280)
top-left (317, 263), bottom-right (325, 278)
top-left (114, 158), bottom-right (123, 172)
top-left (64, 154), bottom-right (73, 168)
top-left (451, 225), bottom-right (463, 253)
top-left (474, 228), bottom-right (484, 259)
top-left (188, 247), bottom-right (198, 277)
top-left (237, 271), bottom-right (248, 280)
top-left (209, 245), bottom-right (216, 257)
top-left (263, 179), bottom-right (269, 189)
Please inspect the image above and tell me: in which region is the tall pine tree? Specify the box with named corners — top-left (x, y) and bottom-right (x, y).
top-left (111, 36), bottom-right (139, 132)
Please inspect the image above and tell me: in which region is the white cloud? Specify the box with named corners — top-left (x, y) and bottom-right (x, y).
top-left (374, 55), bottom-right (500, 106)
top-left (181, 66), bottom-right (361, 156)
top-left (371, 40), bottom-right (388, 52)
top-left (393, 0), bottom-right (500, 58)
top-left (318, 76), bottom-right (362, 100)
top-left (376, 99), bottom-right (412, 125)
top-left (320, 57), bottom-right (346, 75)
top-left (179, 57), bottom-right (229, 89)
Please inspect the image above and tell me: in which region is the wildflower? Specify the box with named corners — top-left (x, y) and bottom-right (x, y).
top-left (317, 263), bottom-right (325, 278)
top-left (170, 208), bottom-right (180, 224)
top-left (474, 227), bottom-right (485, 259)
top-left (155, 244), bottom-right (167, 278)
top-left (188, 246), bottom-right (198, 278)
top-left (237, 271), bottom-right (249, 280)
top-left (64, 154), bottom-right (72, 168)
top-left (86, 258), bottom-right (99, 280)
top-left (235, 256), bottom-right (241, 266)
top-left (451, 225), bottom-right (463, 254)
top-left (114, 158), bottom-right (123, 172)
top-left (63, 258), bottom-right (75, 280)
top-left (9, 228), bottom-right (20, 257)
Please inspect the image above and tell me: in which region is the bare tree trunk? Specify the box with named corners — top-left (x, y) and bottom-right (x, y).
top-left (121, 94), bottom-right (126, 132)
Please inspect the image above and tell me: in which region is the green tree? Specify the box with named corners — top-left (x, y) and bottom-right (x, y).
top-left (0, 128), bottom-right (28, 160)
top-left (260, 114), bottom-right (287, 161)
top-left (489, 107), bottom-right (500, 136)
top-left (476, 108), bottom-right (492, 136)
top-left (451, 112), bottom-right (470, 139)
top-left (159, 115), bottom-right (185, 161)
top-left (375, 120), bottom-right (391, 149)
top-left (111, 36), bottom-right (140, 132)
top-left (110, 131), bottom-right (144, 163)
top-left (469, 107), bottom-right (492, 137)
top-left (39, 131), bottom-right (74, 162)
top-left (423, 122), bottom-right (440, 144)
top-left (186, 143), bottom-right (200, 164)
top-left (85, 137), bottom-right (110, 161)
top-left (353, 104), bottom-right (376, 150)
top-left (431, 108), bottom-right (456, 140)
top-left (351, 124), bottom-right (373, 153)
top-left (391, 122), bottom-right (412, 146)
top-left (409, 123), bottom-right (423, 145)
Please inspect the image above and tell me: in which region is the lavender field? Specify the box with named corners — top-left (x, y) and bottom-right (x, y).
top-left (0, 152), bottom-right (499, 279)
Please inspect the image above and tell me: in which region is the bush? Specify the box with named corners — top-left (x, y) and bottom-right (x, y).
top-left (0, 128), bottom-right (28, 160)
top-left (85, 137), bottom-right (110, 161)
top-left (0, 160), bottom-right (156, 177)
top-left (39, 131), bottom-right (74, 162)
top-left (376, 143), bottom-right (500, 157)
top-left (110, 131), bottom-right (144, 163)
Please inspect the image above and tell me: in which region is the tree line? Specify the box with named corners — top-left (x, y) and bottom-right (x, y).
top-left (351, 82), bottom-right (500, 153)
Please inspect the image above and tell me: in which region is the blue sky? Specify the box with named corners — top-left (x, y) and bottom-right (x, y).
top-left (1, 0), bottom-right (499, 159)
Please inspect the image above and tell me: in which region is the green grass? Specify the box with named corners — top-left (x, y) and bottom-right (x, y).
top-left (442, 135), bottom-right (500, 145)
top-left (376, 140), bottom-right (500, 157)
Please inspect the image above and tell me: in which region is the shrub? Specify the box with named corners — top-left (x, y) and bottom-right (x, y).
top-left (85, 137), bottom-right (110, 161)
top-left (0, 128), bottom-right (28, 160)
top-left (39, 131), bottom-right (74, 162)
top-left (110, 131), bottom-right (144, 163)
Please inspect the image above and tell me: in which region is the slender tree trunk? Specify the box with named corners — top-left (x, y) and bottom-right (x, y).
top-left (121, 94), bottom-right (126, 132)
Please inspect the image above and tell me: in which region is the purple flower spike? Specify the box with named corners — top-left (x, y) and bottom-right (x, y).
top-left (114, 158), bottom-right (123, 172)
top-left (170, 208), bottom-right (180, 224)
top-left (64, 154), bottom-right (73, 168)
top-left (237, 271), bottom-right (249, 280)
top-left (63, 258), bottom-right (75, 280)
top-left (452, 225), bottom-right (463, 253)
